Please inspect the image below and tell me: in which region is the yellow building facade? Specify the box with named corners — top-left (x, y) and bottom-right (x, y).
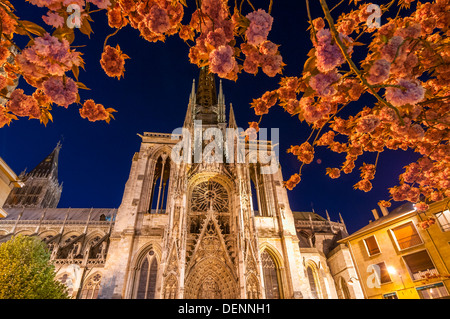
top-left (339, 200), bottom-right (450, 299)
top-left (0, 157), bottom-right (22, 218)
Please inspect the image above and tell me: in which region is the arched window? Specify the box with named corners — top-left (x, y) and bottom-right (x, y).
top-left (136, 250), bottom-right (158, 299)
top-left (260, 250), bottom-right (281, 299)
top-left (149, 155), bottom-right (171, 214)
top-left (306, 265), bottom-right (320, 299)
top-left (80, 273), bottom-right (102, 299)
top-left (249, 163), bottom-right (270, 216)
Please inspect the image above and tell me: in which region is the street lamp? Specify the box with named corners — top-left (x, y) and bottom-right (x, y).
top-left (388, 266), bottom-right (405, 289)
top-left (387, 266), bottom-right (397, 275)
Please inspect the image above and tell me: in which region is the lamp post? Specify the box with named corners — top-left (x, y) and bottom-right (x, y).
top-left (388, 266), bottom-right (406, 290)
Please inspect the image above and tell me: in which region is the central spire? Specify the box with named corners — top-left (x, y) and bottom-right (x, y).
top-left (196, 66), bottom-right (217, 108)
top-left (185, 67), bottom-right (227, 127)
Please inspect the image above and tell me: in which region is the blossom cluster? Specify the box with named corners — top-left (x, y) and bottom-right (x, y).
top-left (100, 45), bottom-right (129, 79)
top-left (269, 0), bottom-right (450, 211)
top-left (15, 33), bottom-right (81, 88)
top-left (188, 1), bottom-right (282, 80)
top-left (79, 99), bottom-right (115, 122)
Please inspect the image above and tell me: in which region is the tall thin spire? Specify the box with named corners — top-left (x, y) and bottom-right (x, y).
top-left (194, 66), bottom-right (219, 125)
top-left (184, 79), bottom-right (196, 128)
top-left (228, 103), bottom-right (237, 129)
top-left (218, 79), bottom-right (226, 123)
top-left (196, 66), bottom-right (217, 108)
top-left (28, 141), bottom-right (61, 180)
top-left (4, 142), bottom-right (63, 209)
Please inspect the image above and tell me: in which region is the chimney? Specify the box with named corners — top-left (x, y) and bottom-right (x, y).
top-left (372, 209), bottom-right (380, 220)
top-left (378, 203), bottom-right (389, 217)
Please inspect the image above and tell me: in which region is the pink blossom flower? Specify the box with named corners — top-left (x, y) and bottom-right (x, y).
top-left (380, 36), bottom-right (404, 62)
top-left (406, 124), bottom-right (425, 141)
top-left (209, 45), bottom-right (236, 78)
top-left (385, 79), bottom-right (425, 107)
top-left (146, 5), bottom-right (171, 34)
top-left (402, 162), bottom-right (421, 183)
top-left (316, 130), bottom-right (335, 146)
top-left (354, 179), bottom-right (373, 192)
top-left (206, 28), bottom-right (227, 48)
top-left (201, 0), bottom-right (228, 24)
top-left (407, 187), bottom-right (421, 202)
top-left (243, 56), bottom-right (259, 75)
top-left (379, 106), bottom-right (398, 122)
top-left (245, 9), bottom-right (273, 46)
top-left (42, 76), bottom-right (78, 107)
top-left (394, 23), bottom-right (422, 39)
top-left (79, 99), bottom-right (110, 122)
top-left (415, 202), bottom-right (429, 212)
top-left (6, 89), bottom-right (40, 119)
top-left (367, 59), bottom-right (391, 85)
top-left (42, 11), bottom-right (64, 28)
top-left (100, 45), bottom-right (128, 79)
top-left (309, 70), bottom-right (341, 97)
top-left (261, 91), bottom-right (278, 107)
top-left (259, 41), bottom-right (278, 55)
top-left (88, 0), bottom-right (111, 9)
top-left (326, 168), bottom-right (341, 179)
top-left (314, 29), bottom-right (351, 72)
top-left (356, 114), bottom-right (381, 133)
top-left (261, 54), bottom-right (283, 77)
top-left (283, 99), bottom-right (300, 114)
top-left (251, 98), bottom-right (269, 116)
top-left (16, 33), bottom-right (81, 83)
top-left (27, 0), bottom-right (62, 9)
top-left (294, 142), bottom-right (315, 164)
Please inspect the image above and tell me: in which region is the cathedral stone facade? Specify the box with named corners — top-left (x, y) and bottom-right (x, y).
top-left (0, 68), bottom-right (363, 299)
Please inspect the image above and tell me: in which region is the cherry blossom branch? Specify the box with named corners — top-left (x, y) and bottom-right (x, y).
top-left (103, 24), bottom-right (122, 49)
top-left (305, 0), bottom-right (317, 41)
top-left (330, 0), bottom-right (345, 13)
top-left (0, 2), bottom-right (34, 41)
top-left (1, 33), bottom-right (22, 53)
top-left (246, 0), bottom-right (256, 12)
top-left (317, 0), bottom-right (405, 125)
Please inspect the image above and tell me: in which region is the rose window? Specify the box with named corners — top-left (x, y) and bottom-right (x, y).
top-left (190, 180), bottom-right (229, 213)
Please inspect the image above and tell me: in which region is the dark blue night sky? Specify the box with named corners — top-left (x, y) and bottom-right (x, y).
top-left (0, 0), bottom-right (414, 234)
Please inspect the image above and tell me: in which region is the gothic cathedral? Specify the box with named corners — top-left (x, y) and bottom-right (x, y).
top-left (0, 68), bottom-right (363, 299)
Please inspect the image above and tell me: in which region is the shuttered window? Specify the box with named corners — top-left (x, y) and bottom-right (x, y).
top-left (402, 250), bottom-right (437, 281)
top-left (391, 222), bottom-right (422, 250)
top-left (364, 236), bottom-right (381, 256)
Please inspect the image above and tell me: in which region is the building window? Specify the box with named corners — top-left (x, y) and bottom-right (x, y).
top-left (383, 292), bottom-right (398, 299)
top-left (148, 155), bottom-right (171, 214)
top-left (435, 210), bottom-right (450, 232)
top-left (374, 262), bottom-right (392, 284)
top-left (307, 266), bottom-right (320, 299)
top-left (402, 250), bottom-right (438, 281)
top-left (261, 250), bottom-right (281, 299)
top-left (80, 273), bottom-right (102, 299)
top-left (136, 251), bottom-right (158, 299)
top-left (363, 235), bottom-right (381, 256)
top-left (416, 282), bottom-right (449, 299)
top-left (390, 221), bottom-right (423, 250)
